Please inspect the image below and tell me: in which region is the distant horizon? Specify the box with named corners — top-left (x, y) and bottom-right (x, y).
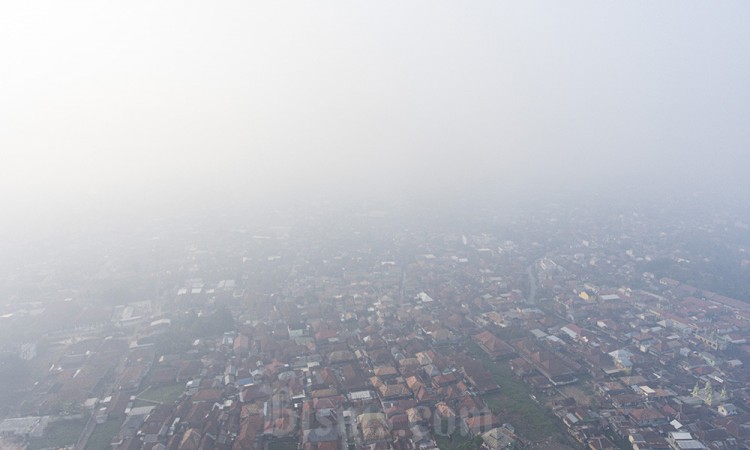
top-left (2, 1), bottom-right (750, 244)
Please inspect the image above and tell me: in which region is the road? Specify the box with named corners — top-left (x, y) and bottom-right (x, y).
top-left (73, 333), bottom-right (135, 450)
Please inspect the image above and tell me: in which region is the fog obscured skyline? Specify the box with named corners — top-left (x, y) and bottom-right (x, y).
top-left (2, 1), bottom-right (750, 239)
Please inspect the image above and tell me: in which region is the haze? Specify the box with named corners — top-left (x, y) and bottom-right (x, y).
top-left (2, 1), bottom-right (750, 240)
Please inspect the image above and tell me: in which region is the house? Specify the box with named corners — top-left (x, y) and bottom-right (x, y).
top-left (628, 430), bottom-right (670, 450)
top-left (628, 408), bottom-right (667, 427)
top-left (434, 402), bottom-right (457, 432)
top-left (378, 383), bottom-right (412, 401)
top-left (608, 349), bottom-right (634, 372)
top-left (358, 413), bottom-right (391, 444)
top-left (473, 331), bottom-right (515, 360)
top-left (587, 435), bottom-right (616, 450)
top-left (666, 432), bottom-right (707, 450)
top-left (288, 322), bottom-right (308, 338)
top-left (462, 414), bottom-right (500, 436)
top-left (234, 413), bottom-right (263, 450)
top-left (717, 403), bottom-right (738, 416)
top-left (480, 425), bottom-right (516, 450)
top-left (461, 361), bottom-right (500, 394)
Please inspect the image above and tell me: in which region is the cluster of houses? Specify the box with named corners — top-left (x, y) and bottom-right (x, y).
top-left (3, 205), bottom-right (750, 450)
top-left (103, 288), bottom-right (520, 450)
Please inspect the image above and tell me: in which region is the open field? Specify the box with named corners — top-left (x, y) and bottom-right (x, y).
top-left (136, 383), bottom-right (185, 404)
top-left (463, 340), bottom-right (566, 443)
top-left (558, 384), bottom-right (594, 407)
top-left (84, 418), bottom-right (123, 450)
top-left (27, 417), bottom-right (87, 450)
top-left (434, 430), bottom-right (483, 450)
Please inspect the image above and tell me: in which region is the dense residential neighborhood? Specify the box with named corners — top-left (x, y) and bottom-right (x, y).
top-left (2, 201), bottom-right (750, 450)
top-left (3, 0), bottom-right (749, 448)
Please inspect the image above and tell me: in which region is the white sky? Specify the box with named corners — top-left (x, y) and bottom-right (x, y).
top-left (1, 1), bottom-right (749, 236)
